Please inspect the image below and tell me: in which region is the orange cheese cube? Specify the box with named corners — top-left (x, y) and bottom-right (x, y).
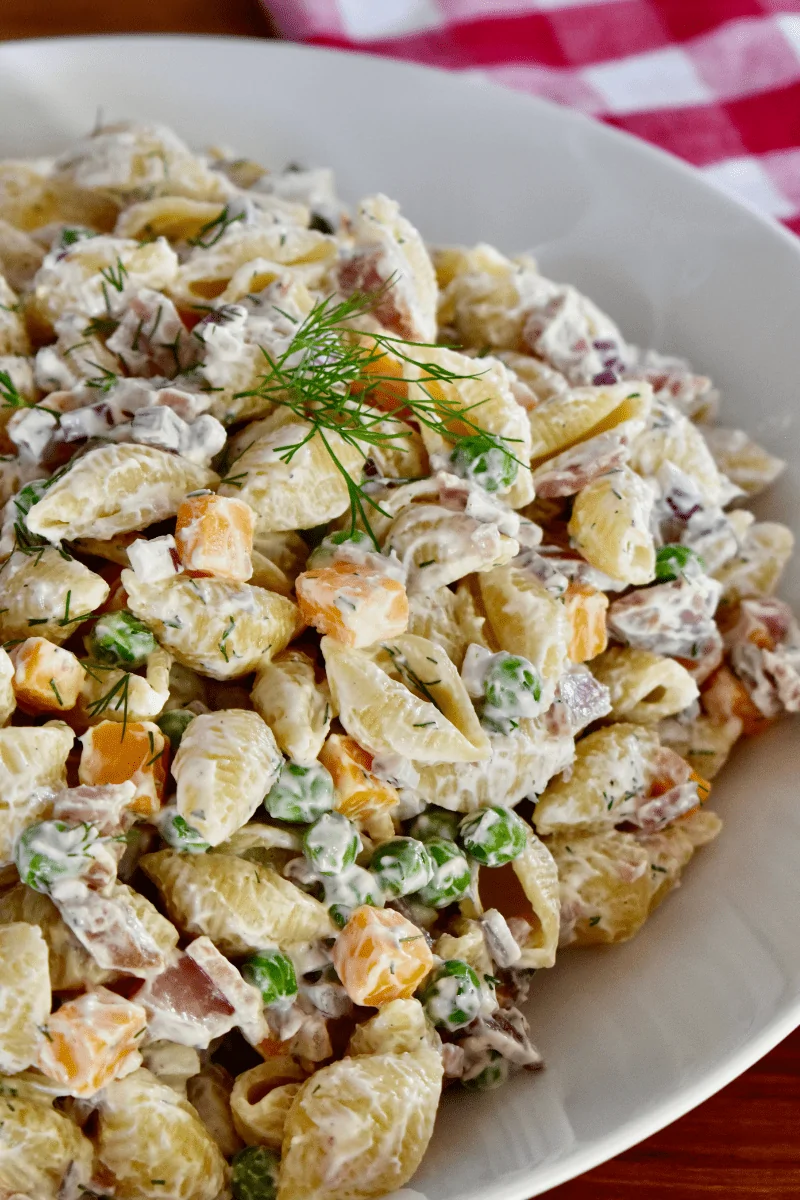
top-left (564, 583), bottom-right (608, 662)
top-left (332, 906), bottom-right (433, 1007)
top-left (10, 637), bottom-right (86, 713)
top-left (318, 734), bottom-right (399, 820)
top-left (79, 719), bottom-right (168, 817)
top-left (296, 563), bottom-right (408, 648)
top-left (38, 987), bottom-right (146, 1097)
top-left (175, 493), bottom-right (255, 581)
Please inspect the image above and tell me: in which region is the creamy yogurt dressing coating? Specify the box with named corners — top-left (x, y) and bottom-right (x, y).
top-left (0, 118), bottom-right (794, 1200)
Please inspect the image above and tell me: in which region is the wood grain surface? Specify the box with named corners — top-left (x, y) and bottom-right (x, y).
top-left (2, 2), bottom-right (799, 1196)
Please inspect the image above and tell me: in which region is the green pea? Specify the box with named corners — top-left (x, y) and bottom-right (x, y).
top-left (156, 708), bottom-right (196, 752)
top-left (324, 865), bottom-right (383, 926)
top-left (15, 820), bottom-right (99, 894)
top-left (481, 652), bottom-right (541, 734)
top-left (459, 805), bottom-right (527, 867)
top-left (303, 811), bottom-right (361, 877)
top-left (409, 807), bottom-right (460, 843)
top-left (420, 959), bottom-right (481, 1031)
top-left (370, 837), bottom-right (433, 899)
top-left (231, 1145), bottom-right (280, 1200)
top-left (307, 529), bottom-right (371, 569)
top-left (449, 433), bottom-right (518, 493)
top-left (90, 610), bottom-right (157, 668)
top-left (241, 948), bottom-right (298, 1007)
top-left (414, 838), bottom-right (471, 908)
top-left (461, 1050), bottom-right (509, 1092)
top-left (655, 543), bottom-right (705, 581)
top-left (264, 761), bottom-right (334, 823)
top-left (158, 807), bottom-right (210, 854)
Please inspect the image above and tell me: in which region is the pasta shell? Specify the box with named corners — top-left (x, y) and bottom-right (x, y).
top-left (251, 649), bottom-right (332, 766)
top-left (412, 715), bottom-right (574, 813)
top-left (0, 922), bottom-right (50, 1073)
top-left (629, 405), bottom-right (722, 506)
top-left (472, 825), bottom-right (560, 968)
top-left (231, 1059), bottom-right (308, 1148)
top-left (479, 562), bottom-right (570, 686)
top-left (278, 1048), bottom-right (443, 1200)
top-left (172, 709), bottom-right (281, 846)
top-left (122, 569), bottom-right (298, 680)
top-left (568, 465), bottom-right (656, 585)
top-left (0, 721), bottom-right (74, 867)
top-left (0, 547), bottom-right (109, 645)
top-left (702, 426), bottom-right (785, 498)
top-left (141, 850), bottom-right (334, 955)
top-left (0, 883), bottom-right (114, 991)
top-left (407, 581), bottom-right (491, 669)
top-left (714, 520), bottom-right (794, 601)
top-left (322, 633), bottom-right (490, 764)
top-left (527, 382), bottom-right (652, 465)
top-left (27, 444), bottom-right (218, 543)
top-left (592, 646), bottom-right (699, 724)
top-left (218, 420), bottom-right (364, 534)
top-left (93, 1068), bottom-right (227, 1200)
top-left (0, 1074), bottom-right (93, 1199)
top-left (406, 345), bottom-right (534, 507)
top-left (533, 724), bottom-right (660, 835)
top-left (385, 503), bottom-right (518, 593)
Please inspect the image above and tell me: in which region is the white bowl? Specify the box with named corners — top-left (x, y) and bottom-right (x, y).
top-left (1, 35), bottom-right (798, 1200)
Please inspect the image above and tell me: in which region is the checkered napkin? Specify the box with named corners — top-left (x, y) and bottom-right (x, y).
top-left (266, 0), bottom-right (800, 235)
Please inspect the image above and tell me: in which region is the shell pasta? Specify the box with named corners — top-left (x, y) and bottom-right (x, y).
top-left (0, 118), bottom-right (796, 1200)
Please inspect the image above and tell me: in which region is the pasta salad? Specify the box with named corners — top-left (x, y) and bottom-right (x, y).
top-left (0, 119), bottom-right (796, 1200)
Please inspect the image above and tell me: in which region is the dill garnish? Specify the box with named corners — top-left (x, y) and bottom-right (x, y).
top-left (84, 666), bottom-right (130, 738)
top-left (381, 643), bottom-right (442, 711)
top-left (187, 205), bottom-right (245, 248)
top-left (236, 284), bottom-right (518, 545)
top-left (0, 370), bottom-right (29, 411)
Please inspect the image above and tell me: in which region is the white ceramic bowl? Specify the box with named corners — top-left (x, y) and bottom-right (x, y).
top-left (0, 36), bottom-right (798, 1200)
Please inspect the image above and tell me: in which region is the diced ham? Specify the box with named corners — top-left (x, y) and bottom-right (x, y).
top-left (608, 573), bottom-right (722, 664)
top-left (135, 952), bottom-right (237, 1047)
top-left (51, 782), bottom-right (137, 836)
top-left (56, 881), bottom-right (166, 977)
top-left (185, 937), bottom-right (269, 1046)
top-left (725, 598), bottom-right (800, 717)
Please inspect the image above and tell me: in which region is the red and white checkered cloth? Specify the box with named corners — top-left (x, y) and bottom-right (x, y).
top-left (266, 0), bottom-right (800, 235)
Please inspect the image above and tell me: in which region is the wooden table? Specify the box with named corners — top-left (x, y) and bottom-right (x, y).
top-left (2, 1), bottom-right (799, 1195)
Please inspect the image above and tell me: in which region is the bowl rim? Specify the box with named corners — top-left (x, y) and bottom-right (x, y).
top-left (1, 34), bottom-right (799, 1197)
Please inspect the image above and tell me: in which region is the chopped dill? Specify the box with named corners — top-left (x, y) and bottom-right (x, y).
top-left (236, 283), bottom-right (520, 545)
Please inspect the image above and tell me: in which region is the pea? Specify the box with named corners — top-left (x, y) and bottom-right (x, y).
top-left (307, 529), bottom-right (371, 569)
top-left (420, 959), bottom-right (481, 1031)
top-left (655, 543), bottom-right (705, 581)
top-left (156, 708), bottom-right (195, 752)
top-left (481, 652), bottom-right (541, 735)
top-left (449, 433), bottom-right (518, 494)
top-left (90, 610), bottom-right (157, 668)
top-left (15, 820), bottom-right (99, 894)
top-left (459, 805), bottom-right (527, 867)
top-left (231, 1145), bottom-right (279, 1200)
top-left (462, 1049), bottom-right (509, 1091)
top-left (409, 807), bottom-right (460, 843)
top-left (158, 806), bottom-right (210, 854)
top-left (264, 760), bottom-right (334, 823)
top-left (370, 837), bottom-right (433, 898)
top-left (303, 811), bottom-right (361, 877)
top-left (324, 865), bottom-right (383, 927)
top-left (414, 838), bottom-right (471, 908)
top-left (241, 948), bottom-right (298, 1007)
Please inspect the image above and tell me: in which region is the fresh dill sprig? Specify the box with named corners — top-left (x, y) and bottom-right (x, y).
top-left (84, 315), bottom-right (120, 339)
top-left (188, 205), bottom-right (245, 249)
top-left (84, 666), bottom-right (131, 739)
top-left (236, 284), bottom-right (519, 545)
top-left (0, 370), bottom-right (29, 411)
top-left (99, 257), bottom-right (129, 293)
top-left (84, 362), bottom-right (121, 393)
top-left (381, 644), bottom-right (442, 711)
